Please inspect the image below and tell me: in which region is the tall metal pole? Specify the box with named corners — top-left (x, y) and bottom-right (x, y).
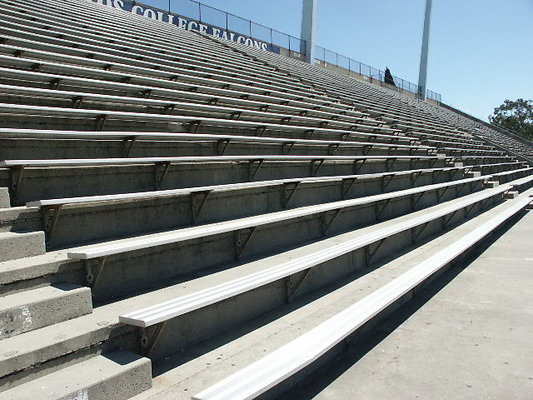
top-left (417, 0), bottom-right (432, 100)
top-left (301, 0), bottom-right (317, 64)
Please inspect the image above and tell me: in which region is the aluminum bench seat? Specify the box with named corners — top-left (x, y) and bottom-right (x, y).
top-left (0, 67), bottom-right (374, 123)
top-left (0, 128), bottom-right (433, 155)
top-left (0, 2), bottom-right (276, 73)
top-left (0, 42), bottom-right (332, 106)
top-left (0, 84), bottom-right (398, 134)
top-left (0, 154), bottom-right (444, 169)
top-left (490, 167), bottom-right (532, 179)
top-left (26, 166), bottom-right (469, 209)
top-left (0, 103), bottom-right (413, 143)
top-left (190, 193), bottom-right (533, 400)
top-left (0, 35), bottom-right (324, 99)
top-left (0, 29), bottom-right (309, 94)
top-left (0, 53), bottom-right (342, 113)
top-left (0, 0), bottom-right (300, 86)
top-left (66, 175), bottom-right (488, 261)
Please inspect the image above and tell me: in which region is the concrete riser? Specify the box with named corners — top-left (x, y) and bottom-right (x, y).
top-left (0, 192), bottom-right (501, 389)
top-left (90, 182), bottom-right (485, 302)
top-left (0, 231), bottom-right (45, 262)
top-left (0, 139), bottom-right (427, 160)
top-left (0, 159), bottom-right (446, 205)
top-left (0, 97), bottom-right (399, 137)
top-left (0, 283), bottom-right (92, 339)
top-left (0, 188), bottom-right (9, 208)
top-left (0, 351), bottom-right (152, 400)
top-left (254, 203), bottom-right (514, 400)
top-left (37, 171), bottom-right (456, 249)
top-left (143, 195), bottom-right (502, 361)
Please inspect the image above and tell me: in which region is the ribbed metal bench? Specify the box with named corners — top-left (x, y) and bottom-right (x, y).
top-left (0, 103), bottom-right (413, 143)
top-left (0, 128), bottom-right (433, 156)
top-left (191, 194), bottom-right (532, 400)
top-left (0, 84), bottom-right (398, 134)
top-left (67, 176), bottom-right (489, 262)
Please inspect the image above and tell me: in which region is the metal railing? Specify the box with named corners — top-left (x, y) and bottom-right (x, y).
top-left (315, 46), bottom-right (441, 102)
top-left (426, 89), bottom-right (442, 102)
top-left (112, 0), bottom-right (441, 102)
top-left (134, 0), bottom-right (305, 54)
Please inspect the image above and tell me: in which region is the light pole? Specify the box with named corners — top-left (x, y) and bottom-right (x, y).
top-left (301, 0), bottom-right (317, 64)
top-left (417, 0), bottom-right (432, 100)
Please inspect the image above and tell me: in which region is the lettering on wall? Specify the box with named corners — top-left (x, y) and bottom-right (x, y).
top-left (89, 0), bottom-right (281, 54)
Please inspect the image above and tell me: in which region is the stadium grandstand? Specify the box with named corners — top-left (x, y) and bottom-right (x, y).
top-left (0, 0), bottom-right (532, 399)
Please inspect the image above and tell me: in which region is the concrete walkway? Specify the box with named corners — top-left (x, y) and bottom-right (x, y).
top-left (286, 209), bottom-right (533, 400)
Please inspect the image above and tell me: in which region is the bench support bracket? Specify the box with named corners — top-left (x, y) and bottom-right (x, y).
top-left (190, 190), bottom-right (211, 224)
top-left (375, 198), bottom-right (392, 221)
top-left (341, 177), bottom-right (357, 199)
top-left (310, 159), bottom-right (324, 176)
top-left (42, 205), bottom-right (62, 246)
top-left (122, 136), bottom-right (137, 157)
top-left (322, 208), bottom-right (342, 236)
top-left (85, 257), bottom-right (107, 289)
top-left (366, 239), bottom-right (385, 265)
top-left (282, 182), bottom-right (300, 208)
top-left (411, 221), bottom-right (430, 243)
top-left (286, 268), bottom-right (312, 303)
top-left (249, 159), bottom-right (264, 180)
top-left (140, 322), bottom-right (166, 356)
top-left (8, 166), bottom-right (25, 206)
top-left (235, 227), bottom-right (257, 260)
top-left (154, 161), bottom-right (171, 190)
top-left (215, 139), bottom-right (230, 155)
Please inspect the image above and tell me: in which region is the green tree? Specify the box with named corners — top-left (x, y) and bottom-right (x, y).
top-left (488, 98), bottom-right (533, 140)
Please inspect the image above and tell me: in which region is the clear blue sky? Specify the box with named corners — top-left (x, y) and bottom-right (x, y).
top-left (141, 0), bottom-right (532, 122)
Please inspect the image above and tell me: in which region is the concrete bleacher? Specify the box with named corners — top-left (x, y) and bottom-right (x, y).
top-left (0, 0), bottom-right (531, 399)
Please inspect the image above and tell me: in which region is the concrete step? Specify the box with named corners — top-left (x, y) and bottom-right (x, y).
top-left (279, 204), bottom-right (533, 400)
top-left (504, 190), bottom-right (519, 199)
top-left (0, 231), bottom-right (45, 262)
top-left (464, 171), bottom-right (482, 178)
top-left (0, 187), bottom-right (505, 386)
top-left (0, 206), bottom-right (40, 233)
top-left (28, 169), bottom-right (465, 250)
top-left (0, 283), bottom-right (92, 340)
top-left (131, 190), bottom-right (533, 400)
top-left (1, 158), bottom-right (443, 206)
top-left (0, 188), bottom-right (9, 208)
top-left (0, 350), bottom-right (152, 400)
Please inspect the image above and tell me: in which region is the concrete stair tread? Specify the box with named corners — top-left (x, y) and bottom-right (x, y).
top-left (0, 231), bottom-right (45, 262)
top-left (0, 250), bottom-right (72, 288)
top-left (0, 350), bottom-right (152, 400)
top-left (0, 187), bottom-right (507, 379)
top-left (0, 283), bottom-right (92, 339)
top-left (0, 188), bottom-right (9, 208)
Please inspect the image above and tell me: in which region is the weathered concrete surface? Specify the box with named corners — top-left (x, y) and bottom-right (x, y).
top-left (0, 188), bottom-right (9, 208)
top-left (0, 351), bottom-right (152, 400)
top-left (0, 231), bottom-right (45, 262)
top-left (0, 283), bottom-right (92, 339)
top-left (296, 210), bottom-right (533, 400)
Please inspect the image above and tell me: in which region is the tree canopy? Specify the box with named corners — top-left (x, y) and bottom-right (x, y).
top-left (488, 98), bottom-right (533, 140)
